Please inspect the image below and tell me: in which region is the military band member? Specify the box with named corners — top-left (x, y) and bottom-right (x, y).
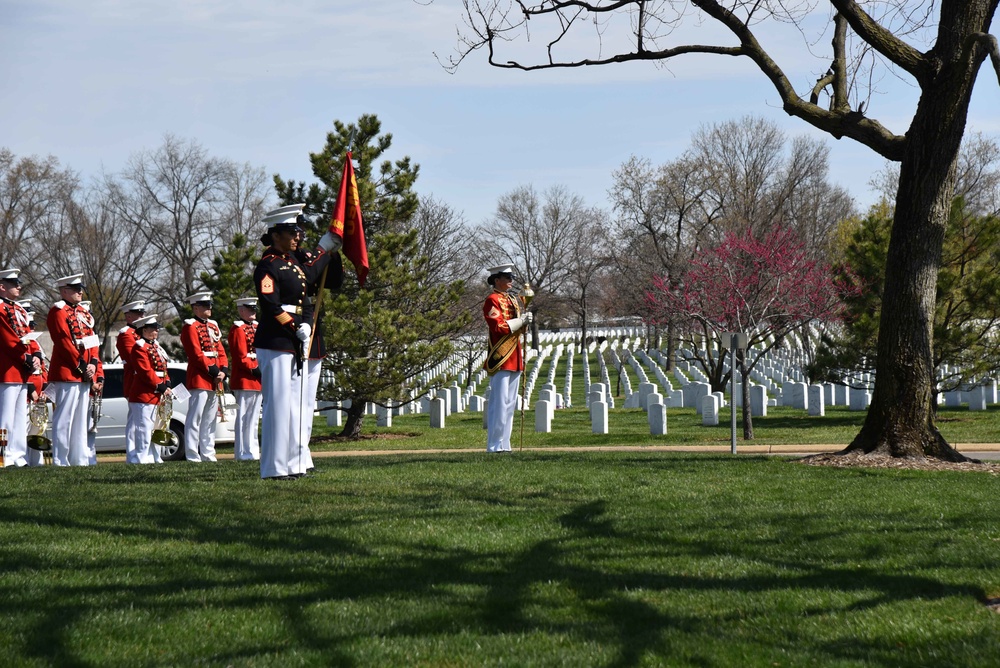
top-left (128, 314), bottom-right (168, 464)
top-left (228, 297), bottom-right (263, 461)
top-left (117, 300), bottom-right (147, 464)
top-left (47, 273), bottom-right (104, 467)
top-left (1, 269), bottom-right (43, 467)
top-left (483, 264), bottom-right (532, 453)
top-left (180, 291), bottom-right (228, 462)
top-left (253, 203), bottom-right (340, 480)
top-left (18, 299), bottom-right (48, 467)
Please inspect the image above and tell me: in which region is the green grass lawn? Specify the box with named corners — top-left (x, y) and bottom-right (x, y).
top-left (2, 451), bottom-right (999, 666)
top-left (315, 404), bottom-right (1000, 453)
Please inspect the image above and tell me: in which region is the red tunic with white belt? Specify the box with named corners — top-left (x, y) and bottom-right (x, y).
top-left (180, 318), bottom-right (228, 391)
top-left (129, 338), bottom-right (169, 404)
top-left (228, 320), bottom-right (261, 391)
top-left (483, 290), bottom-right (524, 373)
top-left (46, 301), bottom-right (104, 384)
top-left (0, 298), bottom-right (35, 384)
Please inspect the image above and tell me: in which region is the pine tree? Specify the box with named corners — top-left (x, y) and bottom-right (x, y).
top-left (274, 115), bottom-right (468, 437)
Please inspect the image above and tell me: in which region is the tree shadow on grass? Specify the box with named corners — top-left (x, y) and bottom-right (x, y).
top-left (0, 456), bottom-right (997, 667)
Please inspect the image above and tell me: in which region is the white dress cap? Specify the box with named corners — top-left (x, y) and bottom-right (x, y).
top-left (263, 203), bottom-right (306, 229)
top-left (55, 273), bottom-right (85, 288)
top-left (186, 291), bottom-right (213, 304)
top-left (121, 300), bottom-right (147, 313)
top-left (133, 314), bottom-right (160, 328)
top-left (486, 264), bottom-right (515, 276)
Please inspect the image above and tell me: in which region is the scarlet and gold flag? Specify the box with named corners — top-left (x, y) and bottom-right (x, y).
top-left (329, 151), bottom-right (369, 286)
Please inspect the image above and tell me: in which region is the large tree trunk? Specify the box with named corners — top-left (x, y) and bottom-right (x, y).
top-left (340, 397), bottom-right (366, 438)
top-left (843, 2), bottom-right (994, 461)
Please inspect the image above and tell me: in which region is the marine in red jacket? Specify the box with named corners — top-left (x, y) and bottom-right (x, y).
top-left (116, 300), bottom-right (146, 396)
top-left (228, 297), bottom-right (262, 461)
top-left (180, 291), bottom-right (228, 462)
top-left (127, 314), bottom-right (169, 464)
top-left (482, 264), bottom-right (532, 453)
top-left (46, 273), bottom-right (103, 467)
top-left (0, 269), bottom-right (43, 467)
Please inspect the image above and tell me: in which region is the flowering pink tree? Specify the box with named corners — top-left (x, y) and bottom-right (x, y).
top-left (647, 227), bottom-right (850, 438)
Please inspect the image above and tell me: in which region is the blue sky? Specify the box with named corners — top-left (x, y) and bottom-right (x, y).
top-left (3, 0), bottom-right (999, 227)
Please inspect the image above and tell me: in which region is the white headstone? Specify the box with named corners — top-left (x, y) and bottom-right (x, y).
top-left (969, 385), bottom-right (988, 411)
top-left (648, 401), bottom-right (667, 435)
top-left (701, 394), bottom-right (720, 426)
top-left (750, 385), bottom-right (768, 417)
top-left (807, 385), bottom-right (825, 416)
top-left (590, 400), bottom-right (609, 434)
top-left (849, 389), bottom-right (871, 411)
top-left (377, 405), bottom-right (392, 427)
top-left (535, 400), bottom-right (552, 432)
top-left (430, 398), bottom-right (446, 428)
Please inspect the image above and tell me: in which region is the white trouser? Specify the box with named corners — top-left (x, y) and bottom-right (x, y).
top-left (128, 402), bottom-right (161, 464)
top-left (185, 389), bottom-right (218, 462)
top-left (124, 395), bottom-right (141, 463)
top-left (233, 389), bottom-right (262, 461)
top-left (486, 370), bottom-right (521, 452)
top-left (258, 348), bottom-right (310, 478)
top-left (299, 358), bottom-right (322, 470)
top-left (49, 382), bottom-right (92, 466)
top-left (1, 383), bottom-right (29, 467)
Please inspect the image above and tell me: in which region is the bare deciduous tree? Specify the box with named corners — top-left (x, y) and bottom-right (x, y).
top-left (441, 1), bottom-right (1000, 460)
top-left (476, 184), bottom-right (589, 347)
top-left (104, 135), bottom-right (271, 315)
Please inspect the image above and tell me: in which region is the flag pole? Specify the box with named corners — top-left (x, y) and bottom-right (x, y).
top-left (518, 283), bottom-right (534, 452)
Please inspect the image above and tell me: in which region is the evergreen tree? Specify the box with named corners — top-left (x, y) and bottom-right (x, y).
top-left (201, 232), bottom-right (257, 339)
top-left (812, 198), bottom-right (1000, 404)
top-left (274, 115), bottom-right (468, 437)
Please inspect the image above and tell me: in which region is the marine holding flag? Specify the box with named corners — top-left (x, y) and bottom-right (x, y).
top-left (253, 204), bottom-right (340, 481)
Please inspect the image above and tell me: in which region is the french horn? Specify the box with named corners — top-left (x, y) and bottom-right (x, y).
top-left (27, 400), bottom-right (52, 452)
top-left (151, 392), bottom-right (177, 447)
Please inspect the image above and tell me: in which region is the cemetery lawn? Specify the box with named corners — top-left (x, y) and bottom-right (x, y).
top-left (2, 452), bottom-right (998, 666)
top-left (314, 405), bottom-right (1000, 452)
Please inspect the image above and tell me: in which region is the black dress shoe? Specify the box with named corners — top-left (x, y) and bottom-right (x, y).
top-left (265, 475), bottom-right (298, 481)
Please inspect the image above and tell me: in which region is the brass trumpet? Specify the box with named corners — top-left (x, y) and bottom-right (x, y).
top-left (216, 381), bottom-right (228, 422)
top-left (88, 386), bottom-right (103, 434)
top-left (151, 391), bottom-right (177, 447)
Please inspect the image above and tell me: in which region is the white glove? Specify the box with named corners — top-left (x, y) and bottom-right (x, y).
top-left (319, 231), bottom-right (343, 252)
top-left (296, 323), bottom-right (312, 343)
top-left (506, 318), bottom-right (524, 333)
top-left (524, 312), bottom-right (534, 325)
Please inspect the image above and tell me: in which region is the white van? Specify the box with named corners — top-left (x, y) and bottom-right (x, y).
top-left (86, 363), bottom-right (236, 460)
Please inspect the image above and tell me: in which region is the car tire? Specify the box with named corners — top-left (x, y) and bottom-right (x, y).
top-left (159, 419), bottom-right (187, 461)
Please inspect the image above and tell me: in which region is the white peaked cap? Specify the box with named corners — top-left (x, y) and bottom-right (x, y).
top-left (486, 264), bottom-right (515, 276)
top-left (263, 203), bottom-right (306, 228)
top-left (121, 300), bottom-right (146, 313)
top-left (186, 291), bottom-right (213, 304)
top-left (56, 273), bottom-right (85, 287)
top-left (133, 314), bottom-right (160, 328)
